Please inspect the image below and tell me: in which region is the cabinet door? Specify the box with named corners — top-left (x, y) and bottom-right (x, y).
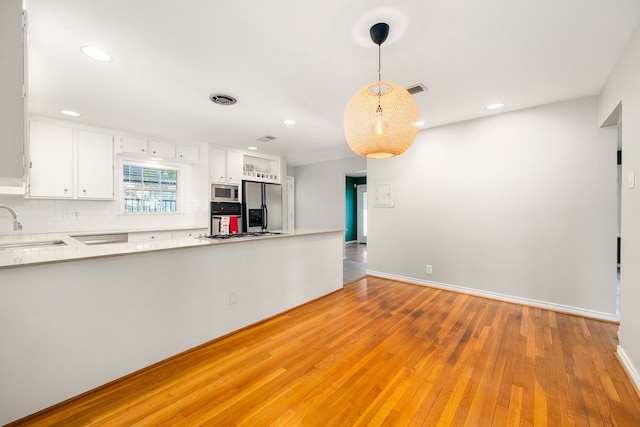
top-left (77, 130), bottom-right (114, 199)
top-left (128, 231), bottom-right (173, 242)
top-left (121, 136), bottom-right (147, 155)
top-left (149, 140), bottom-right (175, 158)
top-left (226, 150), bottom-right (242, 184)
top-left (171, 228), bottom-right (207, 239)
top-left (176, 145), bottom-right (199, 162)
top-left (209, 146), bottom-right (227, 183)
top-left (29, 121), bottom-right (74, 198)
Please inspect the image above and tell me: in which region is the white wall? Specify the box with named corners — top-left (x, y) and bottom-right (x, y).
top-left (368, 96), bottom-right (618, 319)
top-left (600, 24), bottom-right (640, 389)
top-left (295, 156), bottom-right (366, 230)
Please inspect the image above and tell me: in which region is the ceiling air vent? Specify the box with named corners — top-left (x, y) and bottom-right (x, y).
top-left (209, 94), bottom-right (237, 106)
top-left (406, 83), bottom-right (427, 95)
top-left (257, 135), bottom-right (277, 142)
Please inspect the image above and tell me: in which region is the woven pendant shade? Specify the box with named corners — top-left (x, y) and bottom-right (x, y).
top-left (344, 80), bottom-right (419, 158)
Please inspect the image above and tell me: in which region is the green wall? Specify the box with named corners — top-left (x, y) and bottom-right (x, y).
top-left (345, 176), bottom-right (367, 242)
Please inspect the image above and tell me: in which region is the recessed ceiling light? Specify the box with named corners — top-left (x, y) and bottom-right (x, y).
top-left (282, 119), bottom-right (296, 126)
top-left (61, 110), bottom-right (80, 117)
top-left (248, 146), bottom-right (258, 151)
top-left (412, 121), bottom-right (425, 127)
top-left (487, 103), bottom-right (504, 110)
top-left (81, 46), bottom-right (112, 62)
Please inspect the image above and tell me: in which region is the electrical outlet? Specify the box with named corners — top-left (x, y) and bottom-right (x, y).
top-left (426, 265), bottom-right (433, 275)
top-left (229, 291), bottom-right (237, 305)
top-left (73, 211), bottom-right (80, 218)
top-left (63, 210), bottom-right (72, 219)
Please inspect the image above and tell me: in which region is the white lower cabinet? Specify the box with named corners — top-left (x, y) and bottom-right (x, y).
top-left (128, 229), bottom-right (207, 242)
top-left (171, 228), bottom-right (207, 239)
top-left (128, 230), bottom-right (173, 242)
top-left (28, 121), bottom-right (114, 199)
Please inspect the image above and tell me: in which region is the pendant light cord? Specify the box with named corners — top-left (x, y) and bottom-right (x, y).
top-left (376, 43), bottom-right (383, 99)
top-left (378, 44), bottom-right (382, 82)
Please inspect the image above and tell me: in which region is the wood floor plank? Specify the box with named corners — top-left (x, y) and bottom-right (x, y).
top-left (8, 277), bottom-right (640, 426)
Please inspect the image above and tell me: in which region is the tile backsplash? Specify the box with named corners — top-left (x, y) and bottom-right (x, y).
top-left (0, 197), bottom-right (208, 236)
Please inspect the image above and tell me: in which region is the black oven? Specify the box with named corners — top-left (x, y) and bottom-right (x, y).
top-left (210, 202), bottom-right (242, 236)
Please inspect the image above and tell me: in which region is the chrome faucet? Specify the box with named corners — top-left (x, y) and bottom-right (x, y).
top-left (0, 205), bottom-right (23, 231)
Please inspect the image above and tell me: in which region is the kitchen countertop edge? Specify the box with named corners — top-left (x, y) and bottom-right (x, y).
top-left (0, 229), bottom-right (345, 269)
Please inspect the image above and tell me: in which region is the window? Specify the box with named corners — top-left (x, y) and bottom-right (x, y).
top-left (123, 164), bottom-right (178, 213)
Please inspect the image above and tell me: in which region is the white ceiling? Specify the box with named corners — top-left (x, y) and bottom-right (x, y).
top-left (28, 0), bottom-right (640, 166)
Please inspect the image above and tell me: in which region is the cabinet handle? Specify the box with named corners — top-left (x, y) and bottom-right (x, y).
top-left (64, 189), bottom-right (68, 192)
top-left (141, 148), bottom-right (145, 152)
top-left (219, 176), bottom-right (224, 181)
top-left (83, 189), bottom-right (87, 193)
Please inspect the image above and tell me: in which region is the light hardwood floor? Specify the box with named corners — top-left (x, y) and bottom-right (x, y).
top-left (9, 277), bottom-right (640, 426)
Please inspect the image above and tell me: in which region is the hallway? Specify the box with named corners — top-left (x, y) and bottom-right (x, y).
top-left (343, 242), bottom-right (366, 284)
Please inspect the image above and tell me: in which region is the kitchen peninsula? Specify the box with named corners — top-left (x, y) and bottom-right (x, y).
top-left (0, 229), bottom-right (343, 424)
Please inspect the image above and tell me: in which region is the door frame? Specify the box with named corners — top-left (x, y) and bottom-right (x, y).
top-left (357, 184), bottom-right (367, 244)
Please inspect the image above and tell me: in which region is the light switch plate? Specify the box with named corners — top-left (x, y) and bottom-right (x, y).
top-left (629, 171), bottom-right (635, 189)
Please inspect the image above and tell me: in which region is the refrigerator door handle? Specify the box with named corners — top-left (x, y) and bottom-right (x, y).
top-left (263, 205), bottom-right (268, 230)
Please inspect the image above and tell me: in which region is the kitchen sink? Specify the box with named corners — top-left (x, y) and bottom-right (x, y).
top-left (0, 240), bottom-right (67, 251)
top-left (71, 233), bottom-right (128, 245)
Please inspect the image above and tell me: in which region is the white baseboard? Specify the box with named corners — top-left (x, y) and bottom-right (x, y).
top-left (366, 270), bottom-right (619, 323)
top-left (617, 346), bottom-right (640, 395)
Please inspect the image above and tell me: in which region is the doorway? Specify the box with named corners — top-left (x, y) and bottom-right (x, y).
top-left (345, 173), bottom-right (367, 284)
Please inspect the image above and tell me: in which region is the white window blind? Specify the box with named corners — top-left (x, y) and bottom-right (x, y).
top-left (123, 164), bottom-right (178, 213)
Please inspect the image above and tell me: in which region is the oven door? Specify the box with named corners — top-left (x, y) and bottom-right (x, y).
top-left (212, 215), bottom-right (242, 235)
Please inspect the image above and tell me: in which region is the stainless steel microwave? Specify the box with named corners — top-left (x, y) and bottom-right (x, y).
top-left (211, 184), bottom-right (239, 202)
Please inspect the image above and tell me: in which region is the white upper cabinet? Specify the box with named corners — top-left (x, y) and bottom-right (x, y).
top-left (176, 145), bottom-right (200, 162)
top-left (226, 150), bottom-right (242, 184)
top-left (120, 136), bottom-right (147, 155)
top-left (120, 135), bottom-right (198, 163)
top-left (209, 147), bottom-right (242, 184)
top-left (28, 121), bottom-right (114, 200)
top-left (0, 0), bottom-right (26, 192)
top-left (29, 121), bottom-right (74, 198)
top-left (77, 130), bottom-right (114, 199)
top-left (209, 146), bottom-right (227, 183)
top-left (149, 140), bottom-right (175, 158)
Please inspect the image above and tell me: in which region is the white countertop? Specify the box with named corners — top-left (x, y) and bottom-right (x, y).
top-left (0, 228), bottom-right (344, 269)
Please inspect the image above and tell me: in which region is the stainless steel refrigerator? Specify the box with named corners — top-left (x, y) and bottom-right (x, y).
top-left (242, 181), bottom-right (283, 233)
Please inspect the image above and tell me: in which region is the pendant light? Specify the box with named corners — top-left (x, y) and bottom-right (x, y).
top-left (344, 23), bottom-right (419, 158)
